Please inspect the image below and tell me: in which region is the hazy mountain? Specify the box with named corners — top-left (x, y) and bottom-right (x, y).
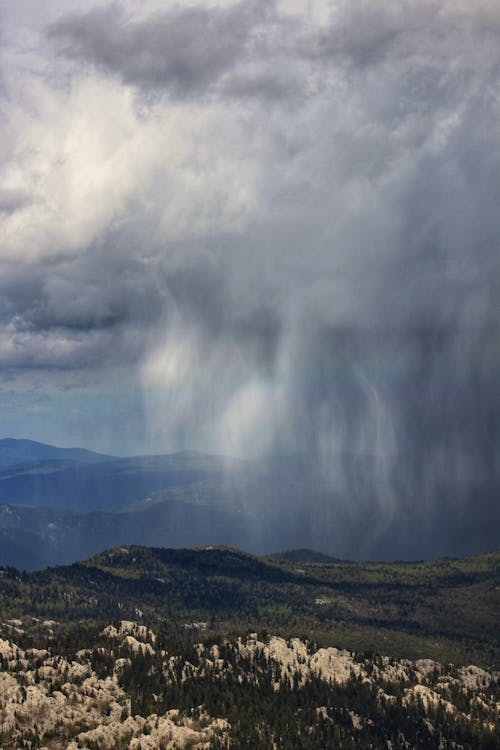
top-left (0, 438), bottom-right (116, 470)
top-left (1, 438), bottom-right (499, 569)
top-left (0, 445), bottom-right (233, 512)
top-left (0, 499), bottom-right (249, 570)
top-left (270, 549), bottom-right (342, 564)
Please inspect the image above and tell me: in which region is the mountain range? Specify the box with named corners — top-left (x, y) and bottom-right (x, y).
top-left (1, 438), bottom-right (499, 570)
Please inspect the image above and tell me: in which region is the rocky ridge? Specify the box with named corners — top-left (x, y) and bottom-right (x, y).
top-left (0, 623), bottom-right (229, 750)
top-left (0, 619), bottom-right (498, 749)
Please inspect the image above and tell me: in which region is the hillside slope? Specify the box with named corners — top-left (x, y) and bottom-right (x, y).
top-left (1, 546), bottom-right (498, 668)
top-left (0, 546), bottom-right (498, 749)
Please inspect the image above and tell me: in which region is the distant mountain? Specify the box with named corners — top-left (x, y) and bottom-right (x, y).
top-left (1, 439), bottom-right (499, 569)
top-left (0, 466), bottom-right (348, 569)
top-left (270, 548), bottom-right (342, 564)
top-left (0, 438), bottom-right (116, 470)
top-left (0, 499), bottom-right (249, 570)
top-left (0, 450), bottom-right (230, 512)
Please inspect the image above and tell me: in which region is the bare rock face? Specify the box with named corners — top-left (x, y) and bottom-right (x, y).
top-left (0, 622), bottom-right (229, 749)
top-left (74, 711), bottom-right (227, 750)
top-left (0, 620), bottom-right (498, 748)
top-left (102, 620), bottom-right (156, 645)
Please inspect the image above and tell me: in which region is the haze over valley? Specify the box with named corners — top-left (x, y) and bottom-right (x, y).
top-left (1, 437), bottom-right (498, 570)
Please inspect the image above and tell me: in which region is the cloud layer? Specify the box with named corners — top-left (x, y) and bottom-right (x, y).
top-left (49, 0), bottom-right (277, 96)
top-left (1, 0), bottom-right (499, 557)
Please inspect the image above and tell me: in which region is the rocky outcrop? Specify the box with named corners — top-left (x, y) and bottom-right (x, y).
top-left (1, 621), bottom-right (498, 749)
top-left (0, 624), bottom-right (229, 749)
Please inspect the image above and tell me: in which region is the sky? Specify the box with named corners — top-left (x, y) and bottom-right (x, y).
top-left (0, 0), bottom-right (499, 553)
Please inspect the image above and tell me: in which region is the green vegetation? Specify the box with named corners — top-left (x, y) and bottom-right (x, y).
top-left (0, 545), bottom-right (499, 749)
top-left (1, 546), bottom-right (498, 668)
top-left (120, 642), bottom-right (499, 750)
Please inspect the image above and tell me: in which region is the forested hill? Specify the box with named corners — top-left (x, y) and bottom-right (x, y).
top-left (1, 545), bottom-right (499, 749)
top-left (1, 545), bottom-right (498, 668)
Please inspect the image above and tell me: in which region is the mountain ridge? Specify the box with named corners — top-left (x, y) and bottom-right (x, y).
top-left (1, 438), bottom-right (499, 569)
top-left (0, 437), bottom-right (117, 470)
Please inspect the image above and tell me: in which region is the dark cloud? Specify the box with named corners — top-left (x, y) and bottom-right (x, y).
top-left (1, 0), bottom-right (499, 557)
top-left (303, 0), bottom-right (500, 69)
top-left (219, 66), bottom-right (300, 101)
top-left (304, 2), bottom-right (430, 67)
top-left (48, 0), bottom-right (275, 97)
top-left (0, 188), bottom-right (32, 215)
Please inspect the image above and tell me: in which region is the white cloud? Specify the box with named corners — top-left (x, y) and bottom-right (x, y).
top-left (1, 71), bottom-right (262, 264)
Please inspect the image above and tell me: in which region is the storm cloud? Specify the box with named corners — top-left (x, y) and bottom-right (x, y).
top-left (1, 0), bottom-right (499, 558)
top-left (48, 0), bottom-right (279, 97)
